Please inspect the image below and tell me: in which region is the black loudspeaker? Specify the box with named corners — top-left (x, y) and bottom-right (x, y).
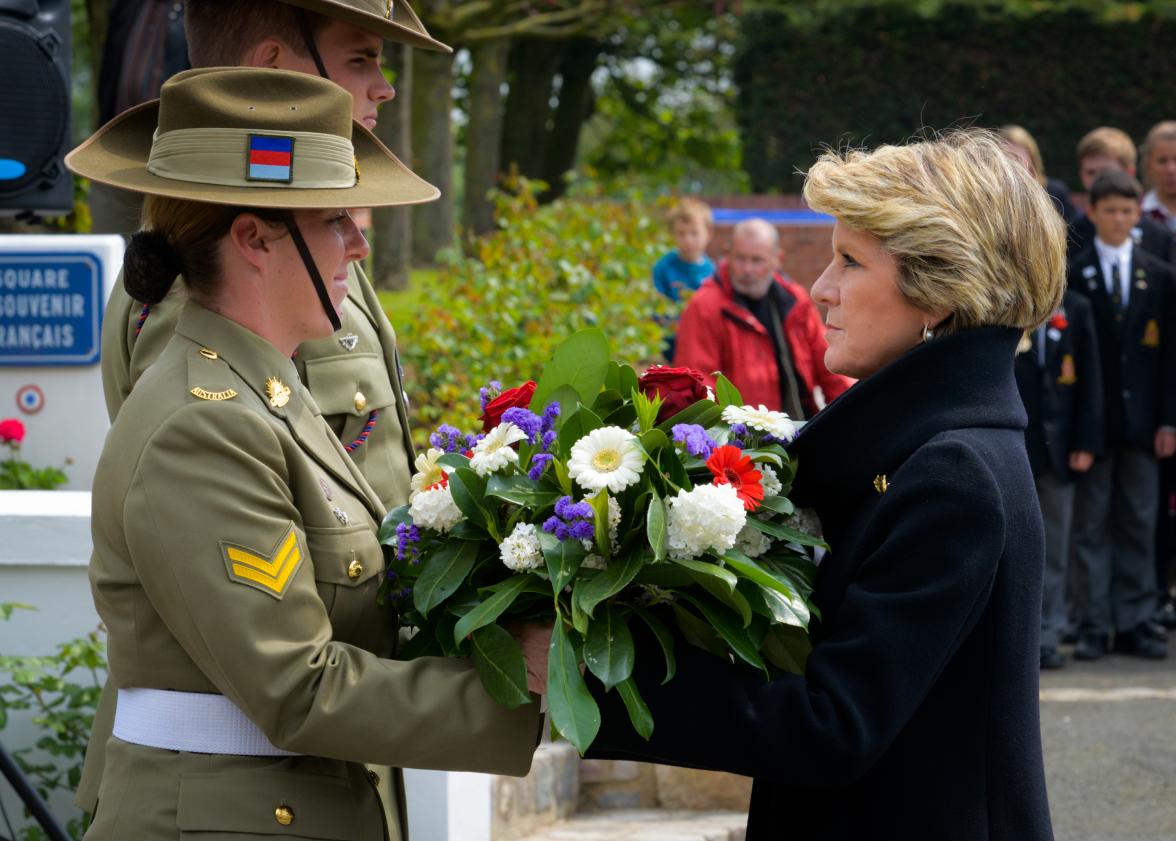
top-left (0, 0), bottom-right (71, 216)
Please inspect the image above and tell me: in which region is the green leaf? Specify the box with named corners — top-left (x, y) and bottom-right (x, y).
top-left (570, 586), bottom-right (591, 635)
top-left (646, 495), bottom-right (668, 562)
top-left (680, 594), bottom-right (768, 676)
top-left (759, 585), bottom-right (810, 627)
top-left (448, 467), bottom-right (489, 527)
top-left (687, 569), bottom-right (753, 627)
top-left (557, 405), bottom-right (604, 461)
top-left (543, 384), bottom-right (584, 429)
top-left (485, 475), bottom-right (562, 508)
top-left (604, 361), bottom-right (622, 393)
top-left (547, 617), bottom-right (601, 754)
top-left (761, 625), bottom-right (812, 675)
top-left (618, 364), bottom-right (639, 403)
top-left (638, 428), bottom-right (671, 456)
top-left (552, 456), bottom-right (574, 496)
top-left (631, 388), bottom-right (663, 433)
top-left (720, 549), bottom-right (796, 599)
top-left (470, 625), bottom-right (532, 709)
top-left (453, 575), bottom-right (534, 646)
top-left (589, 489), bottom-right (612, 564)
top-left (378, 505), bottom-right (412, 545)
top-left (616, 677), bottom-right (654, 740)
top-left (745, 516), bottom-right (827, 548)
top-left (714, 374), bottom-right (743, 408)
top-left (670, 602), bottom-right (727, 658)
top-left (756, 495), bottom-right (795, 517)
top-left (633, 609), bottom-right (676, 684)
top-left (413, 540), bottom-right (479, 617)
top-left (575, 551), bottom-right (646, 618)
top-left (741, 448), bottom-right (784, 468)
top-left (583, 605), bottom-right (635, 691)
top-left (671, 557), bottom-right (738, 592)
top-left (539, 531), bottom-right (588, 593)
top-left (438, 452), bottom-right (471, 471)
top-left (533, 328), bottom-right (611, 414)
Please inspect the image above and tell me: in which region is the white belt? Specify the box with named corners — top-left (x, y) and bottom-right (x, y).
top-left (113, 688), bottom-right (300, 756)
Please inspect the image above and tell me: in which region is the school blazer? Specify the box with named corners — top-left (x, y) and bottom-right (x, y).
top-left (1067, 244), bottom-right (1176, 450)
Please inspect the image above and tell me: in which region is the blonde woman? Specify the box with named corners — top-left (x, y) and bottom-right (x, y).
top-left (587, 130), bottom-right (1064, 841)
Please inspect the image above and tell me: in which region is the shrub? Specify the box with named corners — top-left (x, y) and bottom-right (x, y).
top-left (396, 177), bottom-right (678, 445)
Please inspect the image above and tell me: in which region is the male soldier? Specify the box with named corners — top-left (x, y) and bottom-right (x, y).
top-left (81, 0), bottom-right (448, 830)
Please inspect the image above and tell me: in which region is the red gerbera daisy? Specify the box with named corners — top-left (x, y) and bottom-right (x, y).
top-left (706, 445), bottom-right (764, 511)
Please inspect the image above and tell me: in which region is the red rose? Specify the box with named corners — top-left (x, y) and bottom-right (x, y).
top-left (1049, 312), bottom-right (1069, 331)
top-left (480, 381), bottom-right (537, 432)
top-left (0, 418), bottom-right (25, 445)
top-left (639, 366), bottom-right (710, 423)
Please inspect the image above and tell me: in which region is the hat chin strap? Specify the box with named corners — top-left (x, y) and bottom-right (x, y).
top-left (295, 9), bottom-right (332, 80)
top-left (281, 211), bottom-right (343, 332)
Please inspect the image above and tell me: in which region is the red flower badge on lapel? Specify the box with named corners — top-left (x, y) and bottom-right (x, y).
top-left (1048, 312), bottom-right (1068, 332)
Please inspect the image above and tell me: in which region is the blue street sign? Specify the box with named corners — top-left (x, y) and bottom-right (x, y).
top-left (0, 252), bottom-right (105, 366)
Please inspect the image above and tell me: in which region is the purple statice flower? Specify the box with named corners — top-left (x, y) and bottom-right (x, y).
top-left (528, 452), bottom-right (554, 481)
top-left (763, 432), bottom-right (794, 447)
top-left (479, 381), bottom-right (503, 411)
top-left (543, 495), bottom-right (596, 542)
top-left (430, 424), bottom-right (467, 454)
top-left (395, 522), bottom-right (421, 565)
top-left (729, 422), bottom-right (749, 449)
top-left (542, 401), bottom-right (561, 428)
top-left (464, 433), bottom-right (483, 451)
top-left (502, 407), bottom-right (544, 444)
top-left (671, 423), bottom-right (717, 458)
top-left (541, 429), bottom-right (557, 450)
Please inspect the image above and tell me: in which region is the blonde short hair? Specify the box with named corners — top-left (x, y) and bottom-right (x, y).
top-left (803, 129), bottom-right (1065, 334)
top-left (667, 197), bottom-right (713, 230)
top-left (1076, 126), bottom-right (1136, 171)
top-left (1141, 120), bottom-right (1176, 173)
top-left (998, 125), bottom-right (1046, 184)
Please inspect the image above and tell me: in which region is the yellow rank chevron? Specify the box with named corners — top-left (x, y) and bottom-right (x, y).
top-left (221, 526), bottom-right (303, 599)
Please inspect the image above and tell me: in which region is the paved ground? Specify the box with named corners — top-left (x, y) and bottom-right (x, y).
top-left (520, 649), bottom-right (1175, 841)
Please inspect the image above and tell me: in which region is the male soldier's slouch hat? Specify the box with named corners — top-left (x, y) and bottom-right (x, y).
top-left (65, 66), bottom-right (438, 209)
top-left (278, 0), bottom-right (451, 52)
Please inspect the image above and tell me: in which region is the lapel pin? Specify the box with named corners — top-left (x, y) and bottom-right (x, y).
top-left (332, 506), bottom-right (350, 526)
top-left (265, 376), bottom-right (291, 409)
top-left (873, 474), bottom-right (889, 494)
top-left (1135, 280), bottom-right (1148, 290)
top-left (339, 334), bottom-right (359, 352)
top-left (319, 476), bottom-right (333, 501)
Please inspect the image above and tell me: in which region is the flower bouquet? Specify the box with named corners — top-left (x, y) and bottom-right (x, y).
top-left (379, 330), bottom-right (822, 753)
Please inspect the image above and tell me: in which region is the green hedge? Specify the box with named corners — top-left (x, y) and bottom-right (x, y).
top-left (395, 178), bottom-right (675, 445)
top-left (735, 5), bottom-right (1176, 192)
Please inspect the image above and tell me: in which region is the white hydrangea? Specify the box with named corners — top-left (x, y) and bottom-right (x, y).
top-left (409, 485), bottom-right (463, 533)
top-left (666, 483), bottom-right (747, 560)
top-left (722, 404), bottom-right (796, 442)
top-left (759, 464), bottom-right (783, 499)
top-left (469, 421), bottom-right (527, 477)
top-left (567, 426), bottom-right (644, 494)
top-left (736, 522), bottom-right (773, 559)
top-left (409, 447), bottom-right (449, 502)
top-left (500, 522), bottom-right (544, 572)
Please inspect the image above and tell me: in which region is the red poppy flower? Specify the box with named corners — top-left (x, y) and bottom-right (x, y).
top-left (706, 445), bottom-right (764, 511)
top-left (1049, 312), bottom-right (1068, 331)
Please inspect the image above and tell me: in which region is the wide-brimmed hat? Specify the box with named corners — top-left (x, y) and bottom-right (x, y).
top-left (278, 0), bottom-right (451, 53)
top-left (65, 67), bottom-right (439, 209)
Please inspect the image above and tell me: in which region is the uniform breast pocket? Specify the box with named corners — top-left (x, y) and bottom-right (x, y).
top-left (176, 769), bottom-right (378, 840)
top-left (303, 353), bottom-right (396, 442)
top-left (304, 524), bottom-right (386, 641)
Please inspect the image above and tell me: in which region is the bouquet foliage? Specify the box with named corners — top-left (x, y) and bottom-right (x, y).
top-left (379, 330), bottom-right (821, 753)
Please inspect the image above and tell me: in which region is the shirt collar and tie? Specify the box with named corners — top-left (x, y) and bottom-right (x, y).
top-left (1093, 237), bottom-right (1133, 312)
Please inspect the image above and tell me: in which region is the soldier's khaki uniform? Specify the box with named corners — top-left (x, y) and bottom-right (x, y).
top-left (86, 302), bottom-right (541, 840)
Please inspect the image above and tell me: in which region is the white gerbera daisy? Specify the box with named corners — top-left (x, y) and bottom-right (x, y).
top-left (409, 485), bottom-right (463, 533)
top-left (722, 404), bottom-right (796, 441)
top-left (567, 426), bottom-right (644, 494)
top-left (666, 482), bottom-right (747, 560)
top-left (759, 464), bottom-right (783, 499)
top-left (469, 422), bottom-right (527, 477)
top-left (500, 522), bottom-right (544, 572)
top-left (410, 447), bottom-right (449, 501)
top-left (736, 522), bottom-right (772, 559)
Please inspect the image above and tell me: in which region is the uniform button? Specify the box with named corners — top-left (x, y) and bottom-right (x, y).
top-left (274, 805), bottom-right (295, 826)
top-left (354, 391), bottom-right (367, 412)
top-left (347, 559), bottom-right (364, 581)
top-left (368, 770), bottom-right (381, 786)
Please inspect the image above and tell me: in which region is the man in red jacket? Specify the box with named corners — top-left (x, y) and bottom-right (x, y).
top-left (675, 218), bottom-right (853, 418)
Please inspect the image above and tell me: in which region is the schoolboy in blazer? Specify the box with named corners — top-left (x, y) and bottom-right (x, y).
top-left (1067, 170), bottom-right (1176, 660)
top-left (1014, 290), bottom-right (1103, 668)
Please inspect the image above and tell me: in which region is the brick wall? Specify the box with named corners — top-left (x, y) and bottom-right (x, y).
top-left (704, 195), bottom-right (833, 292)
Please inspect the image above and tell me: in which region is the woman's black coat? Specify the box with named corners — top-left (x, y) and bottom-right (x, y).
top-left (588, 326), bottom-right (1053, 841)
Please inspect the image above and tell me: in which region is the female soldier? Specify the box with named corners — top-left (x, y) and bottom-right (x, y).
top-left (67, 67), bottom-right (545, 840)
top-left (587, 129), bottom-right (1064, 841)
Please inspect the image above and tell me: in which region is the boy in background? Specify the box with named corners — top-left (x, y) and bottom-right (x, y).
top-left (1068, 170), bottom-right (1176, 661)
top-left (653, 197), bottom-right (716, 302)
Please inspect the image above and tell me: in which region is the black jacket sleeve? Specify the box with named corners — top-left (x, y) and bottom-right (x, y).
top-left (588, 436), bottom-right (1005, 787)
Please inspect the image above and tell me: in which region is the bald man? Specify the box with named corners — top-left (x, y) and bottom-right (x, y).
top-left (674, 218), bottom-right (852, 418)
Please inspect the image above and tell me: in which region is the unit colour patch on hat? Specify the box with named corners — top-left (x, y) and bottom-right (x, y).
top-left (248, 136), bottom-right (294, 183)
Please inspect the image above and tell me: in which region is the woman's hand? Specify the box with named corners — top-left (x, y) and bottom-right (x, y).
top-left (512, 622), bottom-right (553, 695)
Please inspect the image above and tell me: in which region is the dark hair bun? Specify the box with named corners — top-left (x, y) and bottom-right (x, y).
top-left (123, 230), bottom-right (183, 305)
